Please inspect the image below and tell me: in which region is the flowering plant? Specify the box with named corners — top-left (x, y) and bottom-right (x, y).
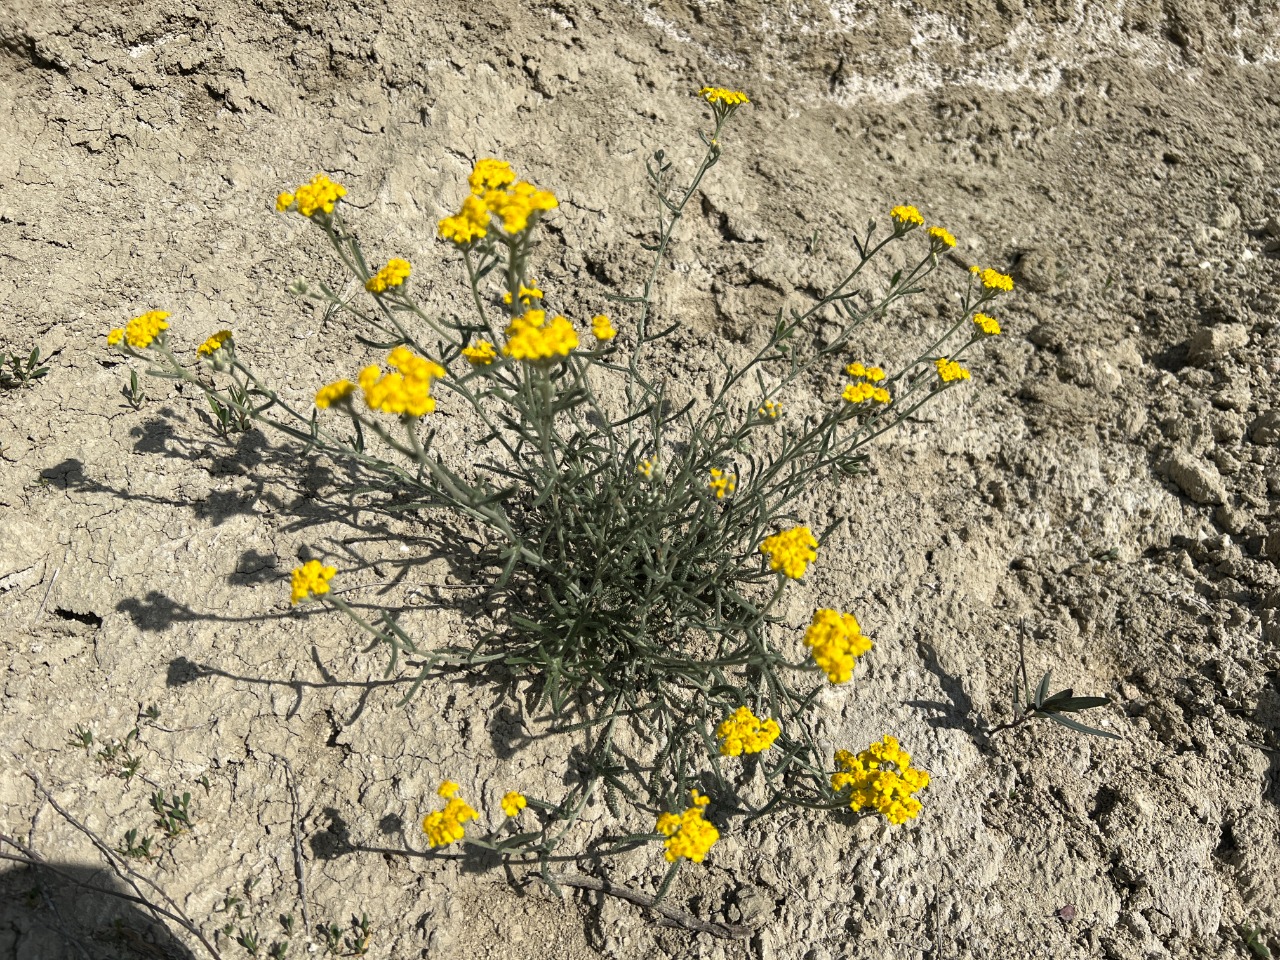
top-left (111, 86), bottom-right (1014, 895)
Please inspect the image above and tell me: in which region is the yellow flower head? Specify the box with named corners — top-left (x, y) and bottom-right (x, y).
top-left (196, 330), bottom-right (233, 358)
top-left (501, 791), bottom-right (527, 818)
top-left (831, 736), bottom-right (930, 825)
top-left (972, 312), bottom-right (1001, 336)
top-left (803, 608), bottom-right (873, 684)
top-left (422, 781), bottom-right (479, 848)
top-left (290, 559), bottom-right (336, 605)
top-left (970, 265), bottom-right (1014, 292)
top-left (461, 341), bottom-right (497, 365)
top-left (934, 358), bottom-right (971, 383)
top-left (656, 790), bottom-right (720, 863)
top-left (699, 86), bottom-right (750, 106)
top-left (277, 174), bottom-right (346, 218)
top-left (758, 399), bottom-right (782, 419)
top-left (439, 194), bottom-right (490, 246)
top-left (469, 158), bottom-right (517, 196)
top-left (842, 381), bottom-right (890, 405)
top-left (503, 309), bottom-right (578, 362)
top-left (715, 707), bottom-right (781, 757)
top-left (315, 379), bottom-right (357, 409)
top-left (365, 258), bottom-right (412, 294)
top-left (927, 225), bottom-right (957, 248)
top-left (483, 180), bottom-right (558, 235)
top-left (845, 362), bottom-right (884, 382)
top-left (637, 458), bottom-right (656, 479)
top-left (891, 205), bottom-right (925, 228)
top-left (503, 282), bottom-right (544, 306)
top-left (591, 314), bottom-right (617, 341)
top-left (707, 468), bottom-right (736, 500)
top-left (759, 526), bottom-right (818, 580)
top-left (359, 347), bottom-right (447, 417)
top-left (113, 310), bottom-right (170, 350)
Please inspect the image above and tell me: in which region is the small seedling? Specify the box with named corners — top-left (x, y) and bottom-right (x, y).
top-left (268, 943), bottom-right (289, 960)
top-left (317, 922), bottom-right (343, 955)
top-left (990, 623), bottom-right (1119, 739)
top-left (1242, 924), bottom-right (1274, 960)
top-left (69, 725), bottom-right (94, 753)
top-left (123, 369), bottom-right (146, 408)
top-left (151, 790), bottom-right (193, 838)
top-left (208, 383), bottom-right (252, 436)
top-left (279, 914), bottom-right (295, 937)
top-left (93, 726), bottom-right (143, 781)
top-left (117, 828), bottom-right (156, 861)
top-left (345, 913), bottom-right (372, 956)
top-left (0, 347), bottom-right (50, 389)
top-left (235, 926), bottom-right (261, 956)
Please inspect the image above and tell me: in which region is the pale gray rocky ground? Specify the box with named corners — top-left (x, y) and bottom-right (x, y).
top-left (1, 1), bottom-right (1279, 958)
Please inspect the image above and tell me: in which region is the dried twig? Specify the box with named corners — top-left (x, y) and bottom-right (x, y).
top-left (547, 871), bottom-right (753, 940)
top-left (32, 547), bottom-right (68, 626)
top-left (281, 759), bottom-right (313, 937)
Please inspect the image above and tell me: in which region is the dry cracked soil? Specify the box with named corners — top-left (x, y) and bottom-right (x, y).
top-left (2, 1), bottom-right (1280, 958)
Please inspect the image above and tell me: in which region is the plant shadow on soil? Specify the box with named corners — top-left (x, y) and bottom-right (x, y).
top-left (0, 861), bottom-right (199, 959)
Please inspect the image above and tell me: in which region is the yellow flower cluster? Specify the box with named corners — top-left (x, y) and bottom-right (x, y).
top-left (708, 468), bottom-right (736, 499)
top-left (365, 258), bottom-right (411, 294)
top-left (758, 400), bottom-right (782, 419)
top-left (290, 559), bottom-right (336, 605)
top-left (715, 707), bottom-right (780, 757)
top-left (462, 341), bottom-right (497, 365)
top-left (927, 225), bottom-right (957, 248)
top-left (591, 314), bottom-right (617, 341)
top-left (842, 382), bottom-right (891, 404)
top-left (699, 86), bottom-right (750, 106)
top-left (843, 362), bottom-right (889, 403)
top-left (934, 357), bottom-right (971, 383)
top-left (503, 309), bottom-right (579, 362)
top-left (276, 174), bottom-right (346, 218)
top-left (759, 526), bottom-right (818, 580)
top-left (972, 312), bottom-right (1001, 336)
top-left (108, 310), bottom-right (170, 350)
top-left (503, 281), bottom-right (544, 306)
top-left (438, 195), bottom-right (490, 245)
top-left (637, 458), bottom-right (656, 479)
top-left (422, 781), bottom-right (479, 848)
top-left (359, 346), bottom-right (447, 417)
top-left (439, 159), bottom-right (559, 246)
top-left (971, 265), bottom-right (1014, 291)
top-left (891, 206), bottom-right (958, 252)
top-left (831, 736), bottom-right (930, 825)
top-left (469, 158), bottom-right (516, 194)
top-left (501, 791), bottom-right (527, 818)
top-left (656, 790), bottom-right (720, 863)
top-left (196, 329), bottom-right (233, 357)
top-left (485, 181), bottom-right (559, 234)
top-left (845, 362), bottom-right (885, 381)
top-left (803, 609), bottom-right (873, 683)
top-left (890, 205), bottom-right (925, 227)
top-left (315, 378), bottom-right (356, 409)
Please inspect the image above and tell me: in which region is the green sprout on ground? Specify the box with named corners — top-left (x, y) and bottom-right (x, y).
top-left (0, 346), bottom-right (50, 389)
top-left (150, 790), bottom-right (193, 838)
top-left (123, 368), bottom-right (146, 408)
top-left (990, 622), bottom-right (1118, 740)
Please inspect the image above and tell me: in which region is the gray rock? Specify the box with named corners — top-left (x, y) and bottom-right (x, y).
top-left (1250, 409), bottom-right (1280, 444)
top-left (1168, 451), bottom-right (1227, 504)
top-left (1187, 323), bottom-right (1249, 366)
